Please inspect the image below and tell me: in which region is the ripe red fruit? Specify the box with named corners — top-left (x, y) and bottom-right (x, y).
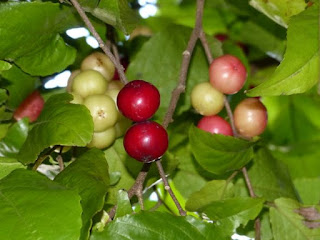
top-left (197, 115), bottom-right (233, 136)
top-left (13, 90), bottom-right (45, 122)
top-left (123, 121), bottom-right (168, 163)
top-left (234, 98), bottom-right (268, 138)
top-left (209, 54), bottom-right (247, 94)
top-left (117, 80), bottom-right (160, 122)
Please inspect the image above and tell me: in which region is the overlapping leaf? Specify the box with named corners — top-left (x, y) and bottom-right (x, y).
top-left (17, 93), bottom-right (93, 164)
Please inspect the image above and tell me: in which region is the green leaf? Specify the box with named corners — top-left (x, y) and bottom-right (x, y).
top-left (186, 180), bottom-right (234, 212)
top-left (126, 25), bottom-right (222, 119)
top-left (249, 0), bottom-right (307, 28)
top-left (90, 0), bottom-right (139, 35)
top-left (114, 190), bottom-right (133, 219)
top-left (17, 93), bottom-right (94, 164)
top-left (0, 60), bottom-right (11, 73)
top-left (55, 148), bottom-right (109, 240)
top-left (248, 4), bottom-right (319, 96)
top-left (189, 125), bottom-right (255, 175)
top-left (0, 118), bottom-right (29, 158)
top-left (0, 157), bottom-right (25, 180)
top-left (0, 88), bottom-right (8, 105)
top-left (248, 148), bottom-right (297, 201)
top-left (91, 211), bottom-right (222, 239)
top-left (294, 178), bottom-right (320, 205)
top-left (0, 65), bottom-right (39, 109)
top-left (201, 197), bottom-right (264, 235)
top-left (270, 198), bottom-right (320, 240)
top-left (0, 169), bottom-right (82, 240)
top-left (0, 2), bottom-right (79, 75)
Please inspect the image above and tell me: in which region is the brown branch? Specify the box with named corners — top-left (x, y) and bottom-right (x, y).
top-left (199, 30), bottom-right (213, 63)
top-left (69, 0), bottom-right (128, 85)
top-left (56, 155), bottom-right (65, 172)
top-left (32, 146), bottom-right (58, 171)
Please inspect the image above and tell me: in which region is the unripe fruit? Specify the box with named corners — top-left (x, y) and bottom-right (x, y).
top-left (13, 90), bottom-right (45, 122)
top-left (72, 70), bottom-right (108, 98)
top-left (191, 82), bottom-right (224, 116)
top-left (83, 94), bottom-right (118, 132)
top-left (115, 118), bottom-right (132, 138)
top-left (87, 127), bottom-right (116, 149)
top-left (124, 121), bottom-right (168, 163)
top-left (66, 69), bottom-right (81, 93)
top-left (81, 52), bottom-right (115, 81)
top-left (107, 80), bottom-right (124, 91)
top-left (197, 115), bottom-right (233, 136)
top-left (117, 80), bottom-right (160, 122)
top-left (106, 88), bottom-right (125, 121)
top-left (70, 92), bottom-right (83, 105)
top-left (209, 54), bottom-right (247, 94)
top-left (234, 98), bottom-right (267, 138)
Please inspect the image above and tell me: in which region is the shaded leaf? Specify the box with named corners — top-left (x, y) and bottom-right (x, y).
top-left (114, 190), bottom-right (133, 219)
top-left (294, 178), bottom-right (320, 205)
top-left (189, 125), bottom-right (255, 175)
top-left (0, 169), bottom-right (82, 240)
top-left (55, 148), bottom-right (109, 240)
top-left (17, 93), bottom-right (93, 164)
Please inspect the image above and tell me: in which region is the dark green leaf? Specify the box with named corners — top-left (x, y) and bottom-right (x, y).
top-left (0, 157), bottom-right (25, 180)
top-left (270, 198), bottom-right (320, 240)
top-left (189, 125), bottom-right (255, 175)
top-left (0, 169), bottom-right (82, 240)
top-left (248, 4), bottom-right (319, 96)
top-left (17, 93), bottom-right (94, 164)
top-left (249, 0), bottom-right (307, 27)
top-left (0, 65), bottom-right (39, 109)
top-left (0, 88), bottom-right (8, 105)
top-left (0, 118), bottom-right (29, 158)
top-left (186, 180), bottom-right (234, 212)
top-left (248, 148), bottom-right (297, 201)
top-left (91, 211), bottom-right (222, 240)
top-left (0, 2), bottom-right (79, 75)
top-left (55, 148), bottom-right (109, 240)
top-left (0, 60), bottom-right (11, 73)
top-left (294, 178), bottom-right (320, 205)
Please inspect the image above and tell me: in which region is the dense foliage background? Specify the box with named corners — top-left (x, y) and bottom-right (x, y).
top-left (0, 0), bottom-right (319, 239)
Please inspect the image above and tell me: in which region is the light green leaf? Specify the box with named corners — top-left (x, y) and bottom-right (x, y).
top-left (294, 178), bottom-right (320, 205)
top-left (90, 211), bottom-right (222, 240)
top-left (126, 25), bottom-right (222, 119)
top-left (17, 93), bottom-right (94, 164)
top-left (0, 169), bottom-right (82, 240)
top-left (0, 157), bottom-right (25, 180)
top-left (90, 0), bottom-right (139, 35)
top-left (0, 2), bottom-right (79, 75)
top-left (248, 4), bottom-right (319, 96)
top-left (0, 118), bottom-right (29, 158)
top-left (55, 148), bottom-right (109, 240)
top-left (0, 65), bottom-right (39, 109)
top-left (186, 180), bottom-right (234, 212)
top-left (270, 198), bottom-right (320, 240)
top-left (114, 190), bottom-right (133, 219)
top-left (0, 60), bottom-right (11, 73)
top-left (189, 125), bottom-right (255, 175)
top-left (248, 148), bottom-right (297, 201)
top-left (249, 0), bottom-right (307, 28)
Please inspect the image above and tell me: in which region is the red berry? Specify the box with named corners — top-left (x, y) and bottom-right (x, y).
top-left (197, 115), bottom-right (233, 136)
top-left (13, 90), bottom-right (45, 122)
top-left (209, 54), bottom-right (247, 94)
top-left (123, 121), bottom-right (168, 163)
top-left (117, 80), bottom-right (160, 122)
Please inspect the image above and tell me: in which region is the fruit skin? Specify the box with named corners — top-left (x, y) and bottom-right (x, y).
top-left (87, 127), bottom-right (116, 149)
top-left (197, 115), bottom-right (233, 136)
top-left (234, 98), bottom-right (267, 138)
top-left (209, 54), bottom-right (247, 94)
top-left (123, 121), bottom-right (168, 163)
top-left (191, 82), bottom-right (224, 116)
top-left (13, 90), bottom-right (45, 122)
top-left (117, 80), bottom-right (160, 122)
top-left (83, 94), bottom-right (118, 132)
top-left (81, 52), bottom-right (115, 81)
top-left (66, 69), bottom-right (81, 93)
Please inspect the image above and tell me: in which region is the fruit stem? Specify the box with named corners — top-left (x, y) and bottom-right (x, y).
top-left (32, 146), bottom-right (58, 171)
top-left (69, 0), bottom-right (128, 85)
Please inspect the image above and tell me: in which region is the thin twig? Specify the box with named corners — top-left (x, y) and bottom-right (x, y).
top-left (242, 167), bottom-right (256, 197)
top-left (224, 97), bottom-right (238, 137)
top-left (56, 155), bottom-right (65, 172)
top-left (199, 30), bottom-right (213, 63)
top-left (156, 161), bottom-right (186, 216)
top-left (32, 147), bottom-right (58, 171)
top-left (69, 0), bottom-right (128, 85)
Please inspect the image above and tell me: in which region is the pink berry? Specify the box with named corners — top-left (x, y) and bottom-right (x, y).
top-left (197, 115), bottom-right (233, 136)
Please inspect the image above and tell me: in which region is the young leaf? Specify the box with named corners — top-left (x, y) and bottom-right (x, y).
top-left (17, 93), bottom-right (94, 164)
top-left (249, 0), bottom-right (307, 28)
top-left (55, 148), bottom-right (109, 240)
top-left (248, 148), bottom-right (297, 201)
top-left (0, 169), bottom-right (82, 240)
top-left (248, 4), bottom-right (319, 96)
top-left (90, 211), bottom-right (223, 240)
top-left (270, 198), bottom-right (320, 240)
top-left (189, 125), bottom-right (255, 175)
top-left (0, 118), bottom-right (29, 158)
